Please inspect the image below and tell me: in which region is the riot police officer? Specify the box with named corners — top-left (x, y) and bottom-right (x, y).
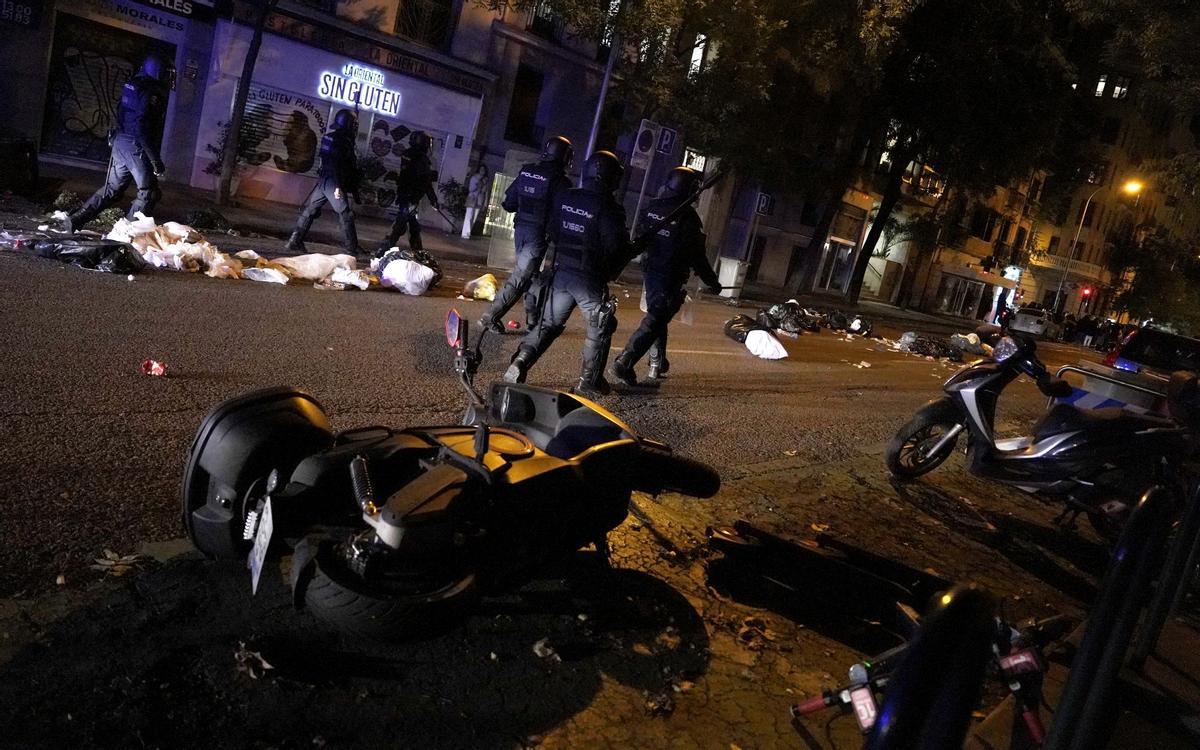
top-left (503, 151), bottom-right (628, 398)
top-left (375, 131), bottom-right (439, 256)
top-left (609, 167), bottom-right (721, 385)
top-left (479, 135), bottom-right (573, 333)
top-left (65, 53), bottom-right (174, 231)
top-left (285, 108), bottom-right (363, 255)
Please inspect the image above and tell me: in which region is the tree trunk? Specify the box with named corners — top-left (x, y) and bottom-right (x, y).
top-left (788, 120), bottom-right (874, 295)
top-left (843, 146), bottom-right (912, 305)
top-left (216, 0), bottom-right (276, 206)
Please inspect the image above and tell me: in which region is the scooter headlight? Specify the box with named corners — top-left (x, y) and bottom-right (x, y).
top-left (992, 336), bottom-right (1020, 362)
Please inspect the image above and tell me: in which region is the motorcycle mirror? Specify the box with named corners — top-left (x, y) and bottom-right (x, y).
top-left (446, 309), bottom-right (461, 348)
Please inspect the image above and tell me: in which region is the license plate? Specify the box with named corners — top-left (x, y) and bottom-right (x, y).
top-left (248, 499), bottom-right (274, 595)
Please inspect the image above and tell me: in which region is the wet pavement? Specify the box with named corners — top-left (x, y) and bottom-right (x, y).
top-left (0, 197), bottom-right (1192, 748)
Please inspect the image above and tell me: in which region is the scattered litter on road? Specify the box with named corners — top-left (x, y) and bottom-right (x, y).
top-left (235, 249), bottom-right (262, 260)
top-left (55, 574), bottom-right (65, 586)
top-left (462, 273), bottom-right (498, 301)
top-left (644, 690), bottom-right (676, 717)
top-left (724, 315), bottom-right (788, 359)
top-left (506, 319), bottom-right (520, 330)
top-left (234, 641), bottom-right (274, 680)
top-left (852, 360), bottom-right (872, 369)
top-left (140, 359), bottom-right (167, 376)
top-left (34, 238), bottom-right (146, 274)
top-left (374, 249), bottom-right (439, 296)
top-left (242, 267), bottom-right (289, 285)
top-left (532, 638), bottom-right (560, 662)
top-left (89, 549), bottom-right (150, 577)
top-left (737, 616), bottom-right (778, 650)
top-left (810, 523), bottom-right (830, 533)
top-left (783, 450), bottom-right (799, 456)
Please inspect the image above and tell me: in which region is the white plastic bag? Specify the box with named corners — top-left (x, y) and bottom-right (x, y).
top-left (271, 253), bottom-right (355, 281)
top-left (380, 258), bottom-right (437, 296)
top-left (745, 329), bottom-right (788, 359)
top-left (330, 267), bottom-right (370, 290)
top-left (242, 267), bottom-right (290, 285)
top-left (463, 273), bottom-right (498, 301)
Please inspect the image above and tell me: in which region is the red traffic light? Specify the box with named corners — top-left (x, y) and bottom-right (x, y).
top-left (1082, 287), bottom-right (1093, 297)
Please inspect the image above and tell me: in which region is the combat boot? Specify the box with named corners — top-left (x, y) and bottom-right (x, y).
top-left (607, 353), bottom-right (637, 387)
top-left (284, 231), bottom-right (307, 253)
top-left (504, 348), bottom-right (534, 384)
top-left (573, 370), bottom-right (611, 399)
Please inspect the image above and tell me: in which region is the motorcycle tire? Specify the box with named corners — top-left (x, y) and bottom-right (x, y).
top-left (886, 399), bottom-right (961, 479)
top-left (299, 539), bottom-right (478, 641)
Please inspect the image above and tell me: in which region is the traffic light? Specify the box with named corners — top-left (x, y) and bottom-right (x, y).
top-left (1082, 287), bottom-right (1093, 297)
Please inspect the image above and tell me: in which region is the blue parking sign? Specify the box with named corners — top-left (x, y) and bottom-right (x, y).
top-left (657, 127), bottom-right (677, 154)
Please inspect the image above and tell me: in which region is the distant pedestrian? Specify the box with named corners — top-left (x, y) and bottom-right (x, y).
top-left (64, 54), bottom-right (174, 231)
top-left (461, 163), bottom-right (490, 239)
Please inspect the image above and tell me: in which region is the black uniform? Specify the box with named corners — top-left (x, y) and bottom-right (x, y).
top-left (614, 197), bottom-right (719, 377)
top-left (289, 123), bottom-right (361, 253)
top-left (70, 72), bottom-right (169, 227)
top-left (480, 160), bottom-right (571, 329)
top-left (506, 185), bottom-right (628, 393)
top-left (377, 146), bottom-right (438, 254)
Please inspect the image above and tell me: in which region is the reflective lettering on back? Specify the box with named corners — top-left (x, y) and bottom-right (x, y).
top-left (646, 210), bottom-right (675, 238)
top-left (518, 169), bottom-right (549, 198)
top-left (560, 202), bottom-right (593, 236)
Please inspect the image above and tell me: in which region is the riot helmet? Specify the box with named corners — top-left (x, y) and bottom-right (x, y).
top-left (660, 166), bottom-right (701, 198)
top-left (139, 53), bottom-right (176, 90)
top-left (332, 109), bottom-right (358, 136)
top-left (540, 135), bottom-right (574, 169)
top-left (582, 150), bottom-right (624, 193)
top-left (409, 131), bottom-right (432, 152)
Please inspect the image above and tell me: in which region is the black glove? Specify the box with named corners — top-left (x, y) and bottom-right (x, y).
top-left (152, 162), bottom-right (167, 179)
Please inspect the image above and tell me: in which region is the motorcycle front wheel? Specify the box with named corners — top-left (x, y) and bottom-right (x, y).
top-left (296, 539), bottom-right (478, 641)
top-left (886, 400), bottom-right (962, 479)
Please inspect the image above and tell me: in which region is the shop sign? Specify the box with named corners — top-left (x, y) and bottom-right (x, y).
top-left (138, 0), bottom-right (216, 22)
top-left (317, 63), bottom-right (402, 117)
top-left (0, 0), bottom-right (43, 28)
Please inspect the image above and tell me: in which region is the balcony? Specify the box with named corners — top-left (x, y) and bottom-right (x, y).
top-left (1028, 252), bottom-right (1104, 280)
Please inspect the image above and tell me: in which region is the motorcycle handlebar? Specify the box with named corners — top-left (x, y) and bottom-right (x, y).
top-left (631, 443), bottom-right (721, 498)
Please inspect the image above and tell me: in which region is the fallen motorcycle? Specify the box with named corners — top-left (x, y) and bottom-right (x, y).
top-left (181, 309), bottom-right (720, 639)
top-left (885, 326), bottom-right (1199, 537)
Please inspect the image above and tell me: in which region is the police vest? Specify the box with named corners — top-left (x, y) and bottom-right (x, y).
top-left (512, 162), bottom-right (561, 228)
top-left (554, 189), bottom-right (606, 276)
top-left (641, 198), bottom-right (698, 283)
top-left (115, 76), bottom-right (165, 141)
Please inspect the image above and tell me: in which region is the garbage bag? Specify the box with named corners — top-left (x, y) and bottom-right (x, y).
top-left (902, 334), bottom-right (962, 361)
top-left (745, 329), bottom-right (788, 359)
top-left (270, 253), bottom-right (356, 282)
top-left (330, 267), bottom-right (370, 290)
top-left (463, 273), bottom-right (498, 301)
top-left (723, 314), bottom-right (761, 344)
top-left (759, 300), bottom-right (819, 334)
top-left (374, 248), bottom-right (442, 289)
top-left (34, 238), bottom-right (146, 274)
top-left (380, 258), bottom-right (437, 296)
top-left (949, 332), bottom-right (990, 356)
top-left (242, 267), bottom-right (289, 285)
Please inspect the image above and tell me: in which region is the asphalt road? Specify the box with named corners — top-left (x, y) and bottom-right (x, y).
top-left (1, 233), bottom-right (1147, 749)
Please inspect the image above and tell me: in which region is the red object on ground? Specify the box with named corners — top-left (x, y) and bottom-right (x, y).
top-left (506, 320), bottom-right (520, 329)
top-left (140, 359), bottom-right (167, 376)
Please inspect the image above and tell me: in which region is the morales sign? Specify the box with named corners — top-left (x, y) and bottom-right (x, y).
top-left (317, 63), bottom-right (402, 117)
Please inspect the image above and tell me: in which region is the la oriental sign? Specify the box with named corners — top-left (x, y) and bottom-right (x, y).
top-left (317, 63), bottom-right (402, 117)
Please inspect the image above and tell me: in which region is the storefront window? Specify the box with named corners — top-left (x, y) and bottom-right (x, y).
top-left (201, 82), bottom-right (328, 180)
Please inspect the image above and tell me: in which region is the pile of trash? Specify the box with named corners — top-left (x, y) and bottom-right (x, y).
top-left (893, 332), bottom-right (963, 362)
top-left (754, 299), bottom-right (874, 338)
top-left (723, 315), bottom-right (788, 359)
top-left (7, 212), bottom-right (444, 296)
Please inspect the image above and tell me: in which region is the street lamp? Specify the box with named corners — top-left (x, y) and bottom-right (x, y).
top-left (1053, 178), bottom-right (1143, 313)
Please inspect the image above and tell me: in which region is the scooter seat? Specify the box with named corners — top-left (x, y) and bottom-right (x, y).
top-left (1032, 403), bottom-right (1174, 441)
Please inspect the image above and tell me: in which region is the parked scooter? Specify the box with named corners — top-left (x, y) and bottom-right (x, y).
top-left (181, 310), bottom-right (720, 639)
top-left (885, 326), bottom-right (1197, 537)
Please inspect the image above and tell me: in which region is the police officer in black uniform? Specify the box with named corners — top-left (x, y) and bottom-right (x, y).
top-left (504, 151), bottom-right (628, 398)
top-left (285, 108), bottom-right (363, 255)
top-left (609, 167), bottom-right (720, 385)
top-left (479, 135), bottom-right (573, 333)
top-left (376, 131), bottom-right (439, 255)
top-left (66, 53), bottom-right (174, 231)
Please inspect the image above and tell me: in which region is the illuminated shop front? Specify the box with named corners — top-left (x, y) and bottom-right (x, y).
top-left (190, 6), bottom-right (487, 214)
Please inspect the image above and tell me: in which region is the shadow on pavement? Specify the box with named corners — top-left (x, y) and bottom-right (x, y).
top-left (0, 551), bottom-right (709, 749)
top-left (890, 479), bottom-right (1101, 604)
